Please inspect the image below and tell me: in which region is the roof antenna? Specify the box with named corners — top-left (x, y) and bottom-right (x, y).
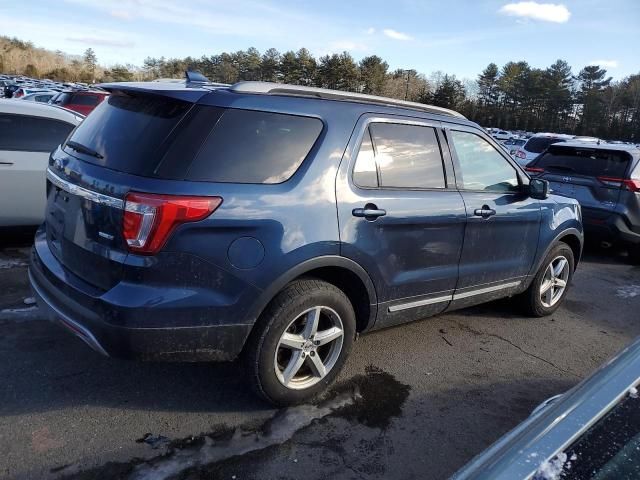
top-left (185, 70), bottom-right (210, 85)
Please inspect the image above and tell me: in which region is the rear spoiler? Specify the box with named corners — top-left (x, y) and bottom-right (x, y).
top-left (97, 81), bottom-right (212, 102)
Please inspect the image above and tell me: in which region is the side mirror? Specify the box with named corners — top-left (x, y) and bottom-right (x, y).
top-left (529, 178), bottom-right (549, 200)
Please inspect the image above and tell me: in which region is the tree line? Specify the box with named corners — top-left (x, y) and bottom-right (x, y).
top-left (2, 36), bottom-right (638, 141)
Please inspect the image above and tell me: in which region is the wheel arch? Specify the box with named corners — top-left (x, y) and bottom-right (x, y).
top-left (244, 256), bottom-right (378, 334)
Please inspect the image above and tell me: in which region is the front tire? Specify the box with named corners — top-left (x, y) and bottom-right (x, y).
top-left (628, 244), bottom-right (640, 265)
top-left (245, 279), bottom-right (356, 406)
top-left (521, 243), bottom-right (575, 317)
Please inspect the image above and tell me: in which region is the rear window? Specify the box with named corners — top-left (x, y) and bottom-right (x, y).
top-left (535, 146), bottom-right (631, 177)
top-left (66, 93), bottom-right (323, 183)
top-left (186, 109), bottom-right (323, 184)
top-left (525, 137), bottom-right (567, 153)
top-left (70, 93), bottom-right (100, 106)
top-left (66, 92), bottom-right (193, 176)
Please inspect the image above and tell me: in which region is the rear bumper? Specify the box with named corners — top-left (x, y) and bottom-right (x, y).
top-left (583, 211), bottom-right (640, 245)
top-left (29, 232), bottom-right (256, 362)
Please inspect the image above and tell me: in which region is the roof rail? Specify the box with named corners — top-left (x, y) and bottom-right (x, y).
top-left (229, 81), bottom-right (466, 119)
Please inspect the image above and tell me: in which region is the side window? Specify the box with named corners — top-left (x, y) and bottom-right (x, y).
top-left (186, 109), bottom-right (323, 184)
top-left (353, 129), bottom-right (378, 188)
top-left (450, 130), bottom-right (519, 192)
top-left (365, 123), bottom-right (446, 189)
top-left (0, 114), bottom-right (74, 152)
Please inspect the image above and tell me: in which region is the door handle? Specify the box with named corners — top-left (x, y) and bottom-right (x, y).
top-left (473, 206), bottom-right (496, 218)
top-left (352, 205), bottom-right (386, 220)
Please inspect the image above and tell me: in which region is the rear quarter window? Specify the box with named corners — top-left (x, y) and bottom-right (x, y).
top-left (0, 114), bottom-right (74, 152)
top-left (186, 109), bottom-right (323, 184)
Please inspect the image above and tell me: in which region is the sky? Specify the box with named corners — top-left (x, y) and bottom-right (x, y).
top-left (0, 0), bottom-right (638, 80)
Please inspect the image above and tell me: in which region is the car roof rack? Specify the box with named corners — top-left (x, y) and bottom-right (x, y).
top-left (229, 81), bottom-right (466, 119)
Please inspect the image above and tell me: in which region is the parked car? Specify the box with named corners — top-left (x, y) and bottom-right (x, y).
top-left (3, 83), bottom-right (19, 98)
top-left (20, 91), bottom-right (57, 103)
top-left (0, 100), bottom-right (83, 226)
top-left (526, 142), bottom-right (640, 263)
top-left (12, 87), bottom-right (51, 99)
top-left (514, 133), bottom-right (574, 166)
top-left (503, 138), bottom-right (527, 156)
top-left (49, 89), bottom-right (108, 115)
top-left (452, 335), bottom-right (640, 480)
top-left (29, 77), bottom-right (583, 405)
top-left (492, 129), bottom-right (513, 141)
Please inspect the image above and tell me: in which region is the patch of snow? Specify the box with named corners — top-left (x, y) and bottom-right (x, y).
top-left (0, 258), bottom-right (28, 269)
top-left (534, 452), bottom-right (568, 480)
top-left (23, 297), bottom-right (36, 305)
top-left (1, 306), bottom-right (38, 314)
top-left (616, 285), bottom-right (640, 299)
top-left (131, 390), bottom-right (357, 480)
top-left (630, 386), bottom-right (639, 399)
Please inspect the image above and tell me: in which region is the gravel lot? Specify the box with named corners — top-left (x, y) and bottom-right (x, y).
top-left (1, 237), bottom-right (639, 480)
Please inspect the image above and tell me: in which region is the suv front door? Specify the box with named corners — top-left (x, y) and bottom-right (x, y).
top-left (444, 126), bottom-right (541, 309)
top-left (336, 115), bottom-right (466, 328)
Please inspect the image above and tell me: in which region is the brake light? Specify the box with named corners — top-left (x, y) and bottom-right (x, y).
top-left (516, 150), bottom-right (526, 159)
top-left (123, 192), bottom-right (222, 254)
top-left (525, 166), bottom-right (544, 174)
top-left (597, 177), bottom-right (640, 192)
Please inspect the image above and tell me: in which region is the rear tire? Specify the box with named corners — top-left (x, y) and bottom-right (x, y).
top-left (244, 279), bottom-right (356, 406)
top-left (521, 243), bottom-right (575, 317)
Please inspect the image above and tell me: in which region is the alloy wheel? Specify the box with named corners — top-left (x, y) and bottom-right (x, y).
top-left (540, 255), bottom-right (570, 308)
top-left (274, 306), bottom-right (344, 390)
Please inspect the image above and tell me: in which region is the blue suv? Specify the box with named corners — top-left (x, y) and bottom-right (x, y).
top-left (29, 76), bottom-right (583, 405)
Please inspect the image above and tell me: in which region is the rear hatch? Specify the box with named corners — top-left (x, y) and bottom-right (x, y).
top-left (44, 87), bottom-right (208, 290)
top-left (527, 144), bottom-right (633, 222)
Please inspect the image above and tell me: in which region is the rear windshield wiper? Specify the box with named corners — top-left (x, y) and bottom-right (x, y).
top-left (65, 140), bottom-right (104, 159)
top-left (543, 164), bottom-right (575, 172)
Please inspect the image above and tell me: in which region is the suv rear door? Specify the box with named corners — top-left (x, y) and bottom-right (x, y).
top-left (337, 115), bottom-right (466, 328)
top-left (444, 126), bottom-right (541, 308)
top-left (528, 145), bottom-right (633, 224)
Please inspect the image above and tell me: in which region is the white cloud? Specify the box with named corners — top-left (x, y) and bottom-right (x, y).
top-left (66, 36), bottom-right (135, 48)
top-left (365, 27), bottom-right (375, 35)
top-left (328, 40), bottom-right (368, 52)
top-left (498, 2), bottom-right (571, 23)
top-left (383, 28), bottom-right (412, 41)
top-left (588, 59), bottom-right (619, 68)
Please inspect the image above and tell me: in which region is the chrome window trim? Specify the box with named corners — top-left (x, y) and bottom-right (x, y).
top-left (46, 168), bottom-right (124, 210)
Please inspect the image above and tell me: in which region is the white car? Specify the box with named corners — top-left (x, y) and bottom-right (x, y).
top-left (513, 133), bottom-right (574, 166)
top-left (20, 91), bottom-right (57, 103)
top-left (0, 100), bottom-right (83, 226)
top-left (492, 130), bottom-right (513, 141)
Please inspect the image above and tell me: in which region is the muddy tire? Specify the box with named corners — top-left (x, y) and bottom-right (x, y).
top-left (244, 279), bottom-right (356, 406)
top-left (521, 243), bottom-right (575, 317)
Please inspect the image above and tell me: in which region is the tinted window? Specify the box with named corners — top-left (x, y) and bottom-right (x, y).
top-left (187, 109), bottom-right (323, 184)
top-left (0, 114), bottom-right (74, 152)
top-left (534, 147), bottom-right (631, 178)
top-left (369, 123), bottom-right (445, 189)
top-left (70, 94), bottom-right (100, 106)
top-left (51, 92), bottom-right (71, 105)
top-left (450, 130), bottom-right (519, 192)
top-left (553, 391), bottom-right (640, 480)
top-left (525, 137), bottom-right (567, 153)
top-left (67, 91), bottom-right (193, 175)
top-left (353, 129), bottom-right (378, 188)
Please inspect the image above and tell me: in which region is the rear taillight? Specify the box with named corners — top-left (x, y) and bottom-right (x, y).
top-left (516, 150), bottom-right (526, 159)
top-left (597, 177), bottom-right (640, 192)
top-left (123, 192), bottom-right (222, 255)
top-left (525, 166), bottom-right (544, 174)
